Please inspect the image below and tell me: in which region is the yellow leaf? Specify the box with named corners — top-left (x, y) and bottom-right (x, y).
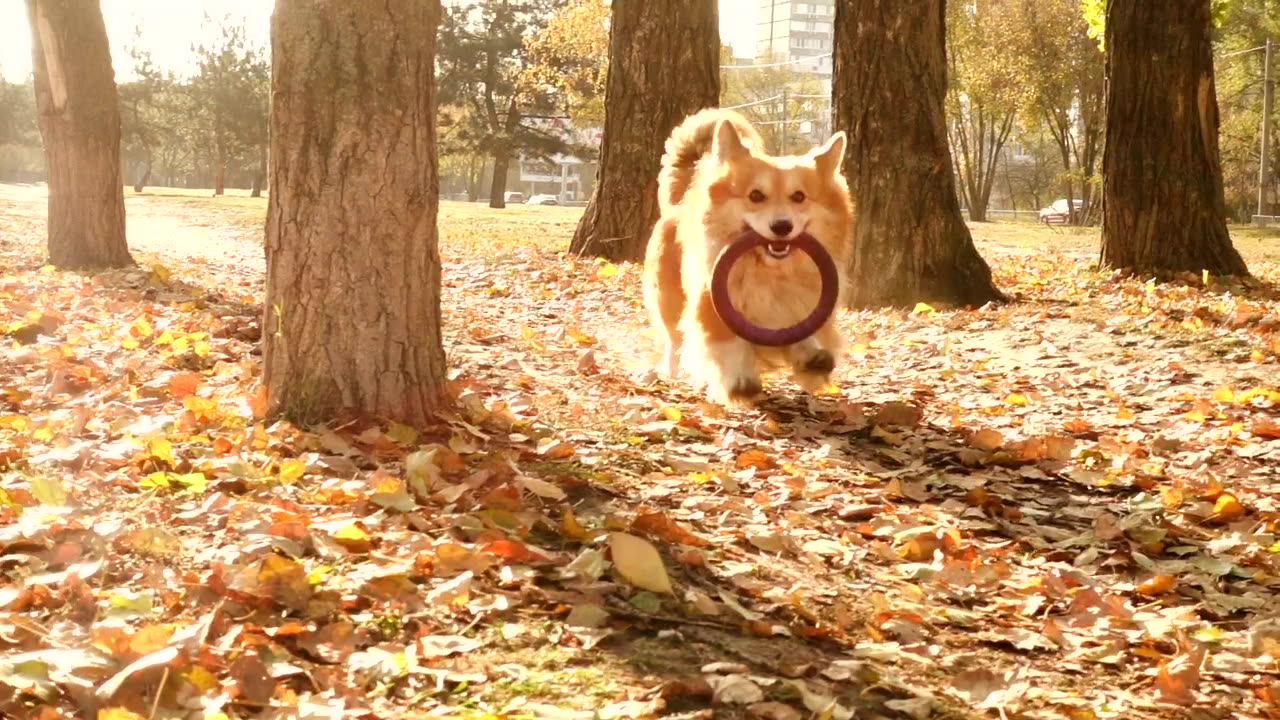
top-left (335, 523), bottom-right (371, 542)
top-left (608, 532), bottom-right (673, 593)
top-left (140, 471), bottom-right (171, 489)
top-left (151, 263), bottom-right (172, 282)
top-left (278, 458), bottom-right (307, 483)
top-left (565, 327), bottom-right (596, 346)
top-left (130, 317), bottom-right (153, 338)
top-left (147, 437), bottom-right (175, 465)
top-left (660, 406), bottom-right (682, 422)
top-left (193, 341), bottom-right (211, 358)
top-left (1213, 387), bottom-right (1236, 403)
top-left (596, 262), bottom-right (621, 279)
top-left (0, 414), bottom-right (28, 431)
top-left (912, 302), bottom-right (936, 316)
top-left (387, 422), bottom-right (418, 446)
top-left (1252, 349), bottom-right (1266, 363)
top-left (32, 425), bottom-right (53, 442)
top-left (153, 330), bottom-right (174, 346)
top-left (175, 472), bottom-right (207, 493)
top-left (1004, 393), bottom-right (1029, 406)
top-left (183, 665), bottom-right (220, 693)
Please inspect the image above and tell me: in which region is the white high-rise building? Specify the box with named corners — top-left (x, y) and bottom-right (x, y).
top-left (755, 0), bottom-right (835, 77)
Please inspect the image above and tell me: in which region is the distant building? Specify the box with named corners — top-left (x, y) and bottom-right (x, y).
top-left (755, 0), bottom-right (835, 78)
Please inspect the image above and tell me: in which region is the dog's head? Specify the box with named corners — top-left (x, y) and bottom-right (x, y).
top-left (704, 120), bottom-right (853, 262)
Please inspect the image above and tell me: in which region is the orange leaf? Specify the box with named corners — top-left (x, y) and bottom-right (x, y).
top-left (1135, 575), bottom-right (1177, 597)
top-left (1210, 493), bottom-right (1247, 522)
top-left (734, 449), bottom-right (775, 470)
top-left (482, 539), bottom-right (548, 564)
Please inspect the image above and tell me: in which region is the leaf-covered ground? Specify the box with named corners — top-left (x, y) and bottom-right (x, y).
top-left (4, 182), bottom-right (1280, 720)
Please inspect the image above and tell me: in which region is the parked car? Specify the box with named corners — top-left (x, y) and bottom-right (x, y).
top-left (1039, 198), bottom-right (1084, 225)
top-left (503, 191), bottom-right (525, 204)
top-left (525, 194), bottom-right (559, 206)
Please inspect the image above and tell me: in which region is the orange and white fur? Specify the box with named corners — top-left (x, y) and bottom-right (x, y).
top-left (642, 108), bottom-right (853, 406)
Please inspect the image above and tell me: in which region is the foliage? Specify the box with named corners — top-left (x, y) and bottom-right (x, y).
top-left (525, 0), bottom-right (609, 126)
top-left (946, 0), bottom-right (1024, 220)
top-left (437, 1), bottom-right (578, 180)
top-left (188, 14), bottom-right (271, 192)
top-left (5, 189), bottom-right (1280, 716)
top-left (1215, 0), bottom-right (1280, 219)
top-left (720, 59), bottom-right (828, 156)
top-left (1003, 0), bottom-right (1106, 223)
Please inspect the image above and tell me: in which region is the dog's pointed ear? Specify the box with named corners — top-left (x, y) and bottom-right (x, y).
top-left (811, 131), bottom-right (847, 175)
top-left (713, 119), bottom-right (749, 164)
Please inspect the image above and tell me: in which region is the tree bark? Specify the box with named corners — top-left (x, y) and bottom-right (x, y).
top-left (833, 0), bottom-right (1004, 308)
top-left (264, 0), bottom-right (448, 427)
top-left (488, 153), bottom-right (510, 208)
top-left (25, 0), bottom-right (132, 269)
top-left (569, 0), bottom-right (720, 261)
top-left (1099, 0), bottom-right (1249, 277)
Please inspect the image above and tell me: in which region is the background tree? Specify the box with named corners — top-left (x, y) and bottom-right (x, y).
top-left (190, 15), bottom-right (270, 197)
top-left (1007, 0), bottom-right (1105, 224)
top-left (833, 0), bottom-right (1004, 308)
top-left (24, 0), bottom-right (132, 269)
top-left (525, 0), bottom-right (609, 126)
top-left (569, 0), bottom-right (720, 261)
top-left (1213, 0), bottom-right (1280, 219)
top-left (264, 0), bottom-right (447, 425)
top-left (1099, 0), bottom-right (1249, 277)
top-left (720, 59), bottom-right (827, 156)
top-left (437, 0), bottom-right (576, 209)
top-left (946, 0), bottom-right (1021, 221)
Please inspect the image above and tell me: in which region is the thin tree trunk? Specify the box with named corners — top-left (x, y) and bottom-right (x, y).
top-left (264, 0), bottom-right (447, 426)
top-left (213, 140), bottom-right (227, 196)
top-left (250, 141), bottom-right (267, 198)
top-left (132, 147), bottom-right (152, 193)
top-left (25, 0), bottom-right (132, 269)
top-left (488, 153), bottom-right (510, 209)
top-left (1099, 0), bottom-right (1249, 277)
top-left (833, 0), bottom-right (1004, 308)
top-left (569, 0), bottom-right (720, 261)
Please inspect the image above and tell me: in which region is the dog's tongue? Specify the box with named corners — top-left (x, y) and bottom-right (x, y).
top-left (765, 241), bottom-right (792, 258)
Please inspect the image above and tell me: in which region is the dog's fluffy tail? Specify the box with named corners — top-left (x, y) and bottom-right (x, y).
top-left (657, 108), bottom-right (763, 214)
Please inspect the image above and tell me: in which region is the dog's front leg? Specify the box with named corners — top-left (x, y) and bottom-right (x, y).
top-left (787, 321), bottom-right (841, 394)
top-left (683, 292), bottom-right (763, 406)
top-left (702, 336), bottom-right (762, 406)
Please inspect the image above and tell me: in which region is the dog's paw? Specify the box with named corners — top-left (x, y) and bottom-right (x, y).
top-left (708, 375), bottom-right (763, 407)
top-left (799, 349), bottom-right (835, 374)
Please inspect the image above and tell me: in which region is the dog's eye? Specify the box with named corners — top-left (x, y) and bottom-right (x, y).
top-left (748, 190), bottom-right (766, 203)
top-left (790, 191), bottom-right (806, 204)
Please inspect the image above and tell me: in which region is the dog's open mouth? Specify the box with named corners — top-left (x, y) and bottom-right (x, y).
top-left (764, 241), bottom-right (792, 259)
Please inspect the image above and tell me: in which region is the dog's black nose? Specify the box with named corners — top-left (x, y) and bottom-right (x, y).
top-left (769, 219), bottom-right (794, 237)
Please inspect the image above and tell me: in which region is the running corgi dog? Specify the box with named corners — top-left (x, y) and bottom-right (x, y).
top-left (642, 108), bottom-right (853, 406)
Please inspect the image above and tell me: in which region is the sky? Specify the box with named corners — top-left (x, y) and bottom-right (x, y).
top-left (0, 1), bottom-right (758, 84)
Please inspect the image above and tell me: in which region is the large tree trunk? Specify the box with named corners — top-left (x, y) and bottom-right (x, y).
top-left (833, 0), bottom-right (1004, 308)
top-left (569, 0), bottom-right (720, 261)
top-left (1099, 0), bottom-right (1249, 277)
top-left (488, 153), bottom-right (510, 208)
top-left (264, 0), bottom-right (447, 427)
top-left (25, 0), bottom-right (132, 269)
